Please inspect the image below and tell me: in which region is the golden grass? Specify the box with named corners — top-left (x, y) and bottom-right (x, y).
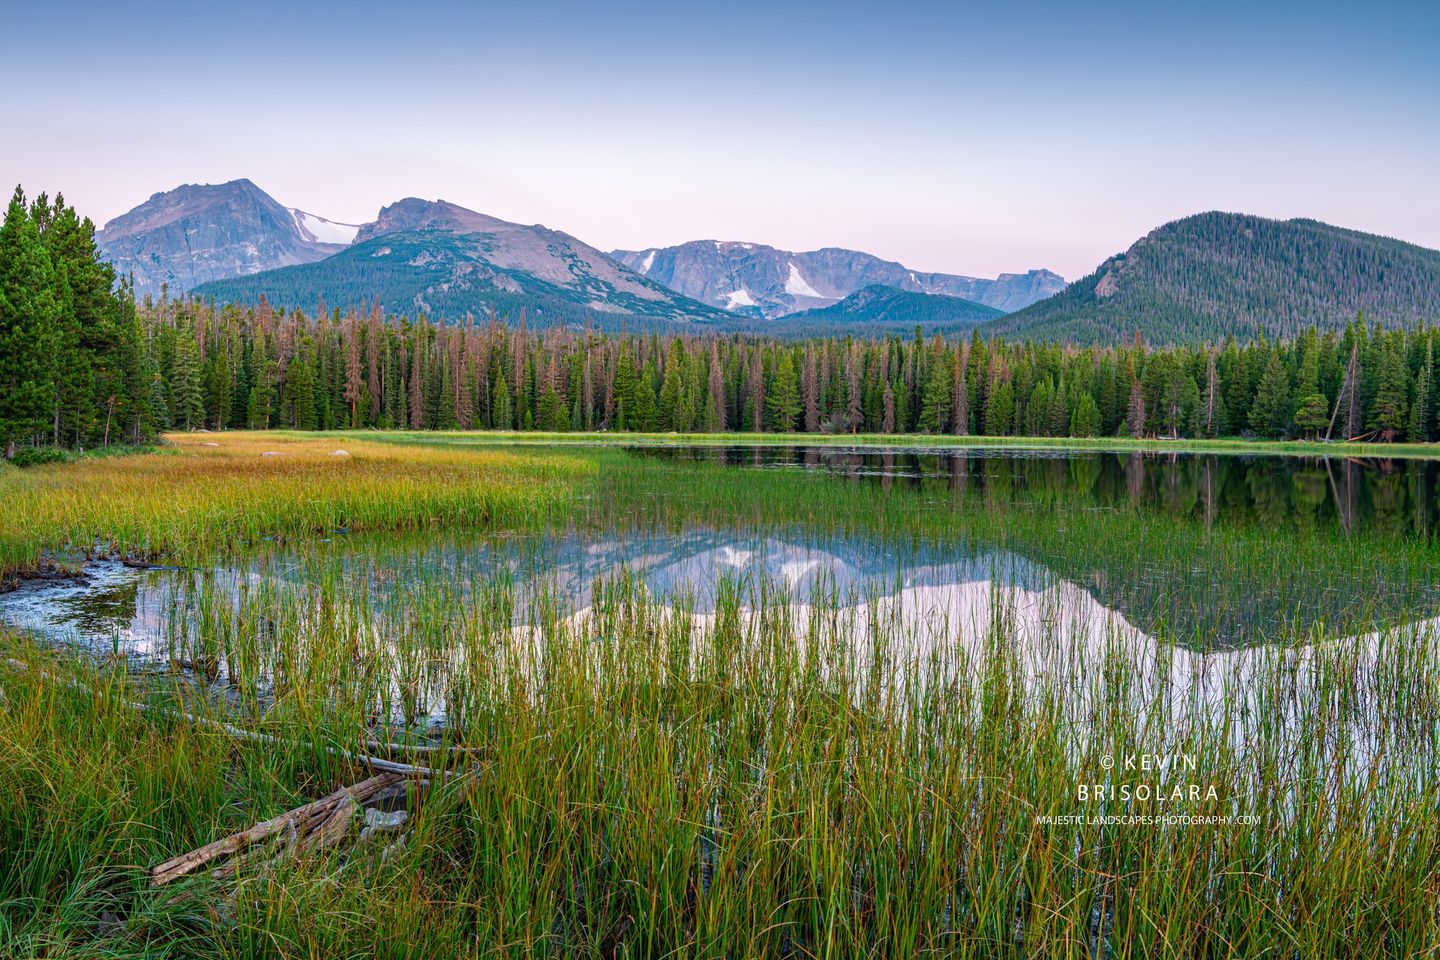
top-left (0, 432), bottom-right (592, 576)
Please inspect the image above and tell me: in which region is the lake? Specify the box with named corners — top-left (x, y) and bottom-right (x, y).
top-left (5, 443), bottom-right (1436, 667)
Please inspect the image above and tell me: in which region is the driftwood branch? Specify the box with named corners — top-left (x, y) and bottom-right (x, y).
top-left (151, 772), bottom-right (403, 885)
top-left (2, 657), bottom-right (458, 889)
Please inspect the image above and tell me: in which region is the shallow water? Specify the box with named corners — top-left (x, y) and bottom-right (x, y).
top-left (0, 531), bottom-right (1050, 657)
top-left (4, 444), bottom-right (1438, 660)
top-left (1, 522), bottom-right (1434, 665)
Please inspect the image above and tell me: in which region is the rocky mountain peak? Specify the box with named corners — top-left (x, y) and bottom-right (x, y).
top-left (97, 180), bottom-right (355, 297)
top-left (354, 198), bottom-right (518, 243)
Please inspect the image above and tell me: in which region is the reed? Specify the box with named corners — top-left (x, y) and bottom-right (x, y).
top-left (1, 431), bottom-right (1437, 957)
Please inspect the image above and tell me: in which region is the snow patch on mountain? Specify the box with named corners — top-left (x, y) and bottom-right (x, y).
top-left (288, 208), bottom-right (361, 246)
top-left (784, 262), bottom-right (823, 298)
top-left (723, 289), bottom-right (757, 309)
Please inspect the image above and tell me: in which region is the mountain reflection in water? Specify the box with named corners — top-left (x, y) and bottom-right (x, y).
top-left (3, 524), bottom-right (1435, 659)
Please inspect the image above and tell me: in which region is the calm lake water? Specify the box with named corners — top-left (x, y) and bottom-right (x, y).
top-left (4, 444), bottom-right (1438, 660)
top-left (630, 443), bottom-right (1440, 538)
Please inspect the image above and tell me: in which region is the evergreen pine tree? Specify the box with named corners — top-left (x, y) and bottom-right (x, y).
top-left (492, 373), bottom-right (513, 430)
top-left (435, 347), bottom-right (457, 430)
top-left (985, 380), bottom-right (1014, 436)
top-left (658, 351), bottom-right (683, 432)
top-left (1047, 378), bottom-right (1070, 436)
top-left (1368, 336), bottom-right (1408, 441)
top-left (1070, 391), bottom-right (1101, 436)
top-left (801, 348), bottom-right (820, 432)
top-left (0, 187), bottom-right (59, 457)
top-left (746, 352), bottom-right (764, 433)
top-left (632, 362), bottom-right (658, 431)
top-left (1289, 333), bottom-right (1328, 438)
top-left (1024, 378), bottom-right (1052, 436)
top-left (409, 326), bottom-right (428, 429)
top-left (247, 330), bottom-right (275, 429)
top-left (918, 353), bottom-right (951, 433)
top-left (115, 295), bottom-right (152, 443)
top-left (766, 352), bottom-right (802, 432)
top-left (33, 192), bottom-right (109, 447)
top-left (614, 347), bottom-right (636, 431)
top-left (383, 341), bottom-right (404, 429)
top-left (1248, 349), bottom-right (1293, 438)
top-left (281, 339), bottom-right (317, 430)
top-left (950, 355), bottom-right (969, 435)
top-left (169, 331), bottom-right (206, 431)
top-left (1407, 337), bottom-right (1433, 442)
top-left (537, 382), bottom-right (565, 431)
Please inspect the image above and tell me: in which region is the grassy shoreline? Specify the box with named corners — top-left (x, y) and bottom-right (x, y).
top-left (0, 433), bottom-right (591, 581)
top-left (346, 428), bottom-right (1440, 460)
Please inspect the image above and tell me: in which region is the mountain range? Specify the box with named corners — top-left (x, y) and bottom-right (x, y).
top-left (195, 197), bottom-right (730, 329)
top-left (98, 180), bottom-right (1054, 331)
top-left (94, 181), bottom-right (1440, 343)
top-left (609, 241), bottom-right (1064, 318)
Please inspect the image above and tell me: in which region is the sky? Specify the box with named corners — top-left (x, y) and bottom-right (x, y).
top-left (4, 0), bottom-right (1438, 281)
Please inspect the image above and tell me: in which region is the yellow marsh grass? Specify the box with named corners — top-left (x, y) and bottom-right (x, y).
top-left (0, 432), bottom-right (591, 574)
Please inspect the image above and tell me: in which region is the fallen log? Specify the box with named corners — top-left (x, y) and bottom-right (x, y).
top-left (1, 657), bottom-right (462, 890)
top-left (153, 772), bottom-right (406, 886)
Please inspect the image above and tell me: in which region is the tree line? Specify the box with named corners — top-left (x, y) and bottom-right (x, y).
top-left (4, 186), bottom-right (1440, 456)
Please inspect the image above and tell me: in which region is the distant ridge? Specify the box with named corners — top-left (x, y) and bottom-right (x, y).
top-left (987, 212), bottom-right (1440, 345)
top-left (761, 284), bottom-right (1003, 337)
top-left (612, 240), bottom-right (1064, 319)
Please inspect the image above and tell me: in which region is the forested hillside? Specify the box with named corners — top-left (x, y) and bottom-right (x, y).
top-left (990, 213), bottom-right (1440, 345)
top-left (193, 232), bottom-right (703, 332)
top-left (762, 285), bottom-right (1003, 337)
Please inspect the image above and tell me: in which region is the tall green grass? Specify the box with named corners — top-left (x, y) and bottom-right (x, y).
top-left (2, 432), bottom-right (1438, 956)
top-left (4, 556), bottom-right (1439, 957)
